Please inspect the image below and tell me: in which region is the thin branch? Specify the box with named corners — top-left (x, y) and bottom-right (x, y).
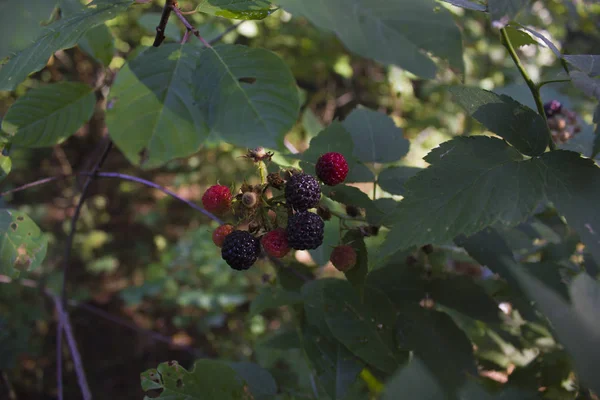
top-left (0, 275), bottom-right (204, 357)
top-left (500, 27), bottom-right (556, 151)
top-left (153, 0), bottom-right (175, 47)
top-left (170, 4), bottom-right (211, 47)
top-left (72, 302), bottom-right (204, 357)
top-left (0, 171), bottom-right (223, 224)
top-left (58, 139), bottom-right (112, 400)
top-left (181, 29), bottom-right (191, 44)
top-left (53, 293), bottom-right (92, 400)
top-left (89, 172), bottom-right (223, 224)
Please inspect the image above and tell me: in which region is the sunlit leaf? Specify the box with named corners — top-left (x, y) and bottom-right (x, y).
top-left (277, 0), bottom-right (463, 79)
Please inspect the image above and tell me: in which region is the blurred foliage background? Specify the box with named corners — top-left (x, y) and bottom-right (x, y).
top-left (0, 0), bottom-right (600, 398)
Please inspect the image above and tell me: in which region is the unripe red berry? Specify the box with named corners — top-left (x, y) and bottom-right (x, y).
top-left (202, 185), bottom-right (232, 215)
top-left (316, 152), bottom-right (349, 186)
top-left (330, 245), bottom-right (357, 272)
top-left (212, 224), bottom-right (235, 247)
top-left (261, 228), bottom-right (290, 258)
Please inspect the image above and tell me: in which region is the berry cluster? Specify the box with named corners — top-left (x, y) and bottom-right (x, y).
top-left (543, 100), bottom-right (581, 143)
top-left (203, 149), bottom-right (353, 271)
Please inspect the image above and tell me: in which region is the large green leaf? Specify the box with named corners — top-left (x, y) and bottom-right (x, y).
top-left (228, 362), bottom-right (277, 400)
top-left (450, 87), bottom-right (549, 156)
top-left (377, 166), bottom-right (422, 196)
top-left (365, 263), bottom-right (427, 304)
top-left (511, 268), bottom-right (600, 394)
top-left (249, 286), bottom-right (302, 317)
top-left (540, 151), bottom-right (600, 264)
top-left (382, 357), bottom-right (445, 400)
top-left (2, 82), bottom-right (95, 147)
top-left (140, 360), bottom-right (250, 399)
top-left (0, 0), bottom-right (132, 91)
top-left (440, 0), bottom-right (487, 12)
top-left (302, 325), bottom-right (363, 400)
top-left (321, 279), bottom-right (402, 373)
top-left (395, 306), bottom-right (477, 394)
top-left (565, 55), bottom-right (600, 77)
top-left (196, 0), bottom-right (275, 20)
top-left (341, 107), bottom-right (409, 164)
top-left (0, 209), bottom-right (48, 278)
top-left (0, 1), bottom-right (57, 61)
top-left (106, 44), bottom-right (206, 168)
top-left (193, 44), bottom-right (300, 152)
top-left (382, 136), bottom-right (543, 256)
top-left (276, 0), bottom-right (463, 79)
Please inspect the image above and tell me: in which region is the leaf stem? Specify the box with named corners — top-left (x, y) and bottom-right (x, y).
top-left (170, 3), bottom-right (212, 47)
top-left (537, 78), bottom-right (571, 89)
top-left (500, 27), bottom-right (556, 151)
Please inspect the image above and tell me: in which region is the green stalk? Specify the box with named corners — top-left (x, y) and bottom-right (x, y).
top-left (500, 27), bottom-right (556, 151)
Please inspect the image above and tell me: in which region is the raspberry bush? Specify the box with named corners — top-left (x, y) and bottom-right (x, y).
top-left (1, 1), bottom-right (600, 399)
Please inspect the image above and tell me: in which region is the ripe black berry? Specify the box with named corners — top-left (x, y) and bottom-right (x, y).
top-left (287, 211), bottom-right (324, 250)
top-left (285, 173), bottom-right (321, 211)
top-left (221, 230), bottom-right (260, 270)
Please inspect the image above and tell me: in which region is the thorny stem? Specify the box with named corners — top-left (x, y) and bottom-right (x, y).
top-left (500, 27), bottom-right (556, 151)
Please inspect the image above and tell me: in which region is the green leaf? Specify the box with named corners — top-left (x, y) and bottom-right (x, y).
top-left (321, 279), bottom-right (402, 373)
top-left (439, 0), bottom-right (486, 12)
top-left (569, 70), bottom-right (600, 101)
top-left (302, 278), bottom-right (335, 336)
top-left (60, 0), bottom-right (115, 66)
top-left (504, 26), bottom-right (537, 48)
top-left (249, 286), bottom-right (302, 317)
top-left (276, 0), bottom-right (463, 79)
top-left (322, 185), bottom-right (374, 210)
top-left (540, 150), bottom-right (600, 264)
top-left (228, 362), bottom-right (277, 400)
top-left (365, 262), bottom-right (427, 304)
top-left (0, 1), bottom-right (57, 61)
top-left (0, 148), bottom-right (11, 183)
top-left (308, 217), bottom-right (339, 267)
top-left (78, 24), bottom-right (115, 66)
top-left (2, 82), bottom-right (95, 147)
top-left (510, 267), bottom-right (600, 394)
top-left (0, 209), bottom-right (48, 278)
top-left (429, 276), bottom-right (501, 323)
top-left (395, 306), bottom-right (477, 393)
top-left (302, 325), bottom-right (363, 400)
top-left (377, 166), bottom-right (422, 196)
top-left (342, 107), bottom-right (409, 164)
top-left (193, 44), bottom-right (300, 152)
top-left (196, 0), bottom-right (275, 20)
top-left (382, 357), bottom-right (445, 400)
top-left (450, 86), bottom-right (549, 156)
top-left (382, 137), bottom-right (543, 256)
top-left (488, 0), bottom-right (528, 26)
top-left (106, 44), bottom-right (206, 168)
top-left (140, 360), bottom-right (250, 399)
top-left (367, 198), bottom-right (398, 228)
top-left (341, 230), bottom-right (368, 291)
top-left (0, 0), bottom-right (132, 91)
top-left (564, 55), bottom-right (600, 77)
